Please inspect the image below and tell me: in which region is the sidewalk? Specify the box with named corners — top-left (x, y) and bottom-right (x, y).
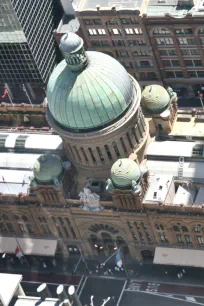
top-left (1, 255), bottom-right (204, 287)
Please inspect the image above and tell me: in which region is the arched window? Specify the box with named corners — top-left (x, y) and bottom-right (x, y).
top-left (193, 226), bottom-right (201, 233)
top-left (173, 225), bottom-right (180, 232)
top-left (22, 215), bottom-right (28, 222)
top-left (198, 28), bottom-right (204, 35)
top-left (153, 28), bottom-right (170, 35)
top-left (116, 236), bottom-right (125, 246)
top-left (181, 226), bottom-right (188, 232)
top-left (101, 232), bottom-right (113, 244)
top-left (90, 234), bottom-right (98, 244)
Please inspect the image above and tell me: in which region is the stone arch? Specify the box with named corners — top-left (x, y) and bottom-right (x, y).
top-left (79, 220), bottom-right (129, 257)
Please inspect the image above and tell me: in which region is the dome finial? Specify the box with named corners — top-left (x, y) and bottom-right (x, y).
top-left (59, 32), bottom-right (88, 72)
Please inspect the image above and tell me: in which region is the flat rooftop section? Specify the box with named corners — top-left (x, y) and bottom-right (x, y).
top-left (144, 174), bottom-right (173, 203)
top-left (146, 141), bottom-right (195, 158)
top-left (146, 0), bottom-right (194, 17)
top-left (171, 114), bottom-right (204, 137)
top-left (0, 153), bottom-right (41, 170)
top-left (79, 0), bottom-right (143, 11)
top-left (0, 273), bottom-right (22, 306)
top-left (146, 160), bottom-right (204, 181)
top-left (0, 132), bottom-right (62, 151)
top-left (57, 14), bottom-right (80, 33)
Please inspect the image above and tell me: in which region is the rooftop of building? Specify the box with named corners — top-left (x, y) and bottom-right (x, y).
top-left (171, 110), bottom-right (204, 137)
top-left (56, 14), bottom-right (80, 34)
top-left (0, 273), bottom-right (22, 306)
top-left (143, 172), bottom-right (204, 206)
top-left (78, 0), bottom-right (143, 11)
top-left (146, 0), bottom-right (204, 17)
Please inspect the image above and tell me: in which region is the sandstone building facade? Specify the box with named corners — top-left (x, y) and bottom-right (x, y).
top-left (1, 32), bottom-right (204, 267)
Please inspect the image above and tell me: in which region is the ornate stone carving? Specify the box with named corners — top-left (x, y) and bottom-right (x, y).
top-left (78, 187), bottom-right (103, 211)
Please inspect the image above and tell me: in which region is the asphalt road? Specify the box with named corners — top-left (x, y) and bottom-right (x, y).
top-left (120, 291), bottom-right (204, 306)
top-left (18, 273), bottom-right (204, 306)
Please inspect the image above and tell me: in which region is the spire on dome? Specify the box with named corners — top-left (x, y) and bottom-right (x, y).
top-left (59, 32), bottom-right (88, 72)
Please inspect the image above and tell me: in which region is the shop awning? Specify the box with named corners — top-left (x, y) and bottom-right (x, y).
top-left (0, 236), bottom-right (57, 256)
top-left (154, 247), bottom-right (204, 267)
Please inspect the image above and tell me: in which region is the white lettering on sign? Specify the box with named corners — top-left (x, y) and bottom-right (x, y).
top-left (145, 283), bottom-right (160, 293)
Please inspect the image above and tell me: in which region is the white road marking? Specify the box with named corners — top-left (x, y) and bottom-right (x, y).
top-left (116, 280), bottom-right (127, 306)
top-left (76, 276), bottom-right (84, 294)
top-left (78, 276), bottom-right (88, 298)
top-left (143, 291), bottom-right (204, 306)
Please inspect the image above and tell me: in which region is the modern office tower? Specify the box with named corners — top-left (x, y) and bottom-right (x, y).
top-left (0, 0), bottom-right (63, 100)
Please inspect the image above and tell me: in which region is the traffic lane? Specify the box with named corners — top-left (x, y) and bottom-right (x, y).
top-left (21, 271), bottom-right (81, 285)
top-left (126, 280), bottom-right (204, 297)
top-left (120, 291), bottom-right (202, 306)
top-left (80, 277), bottom-right (125, 306)
top-left (21, 282), bottom-right (75, 298)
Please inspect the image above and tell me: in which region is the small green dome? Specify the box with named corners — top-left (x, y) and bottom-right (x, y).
top-left (141, 85), bottom-right (170, 114)
top-left (33, 154), bottom-right (63, 183)
top-left (47, 33), bottom-right (134, 132)
top-left (111, 159), bottom-right (141, 188)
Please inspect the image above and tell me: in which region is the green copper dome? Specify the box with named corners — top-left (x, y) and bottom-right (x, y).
top-left (111, 159), bottom-right (141, 188)
top-left (47, 33), bottom-right (134, 132)
top-left (141, 85), bottom-right (170, 115)
top-left (33, 154), bottom-right (63, 183)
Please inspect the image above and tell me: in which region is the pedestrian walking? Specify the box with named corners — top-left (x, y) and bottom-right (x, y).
top-left (111, 296), bottom-right (115, 303)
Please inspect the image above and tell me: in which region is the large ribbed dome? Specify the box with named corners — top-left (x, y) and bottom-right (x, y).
top-left (33, 154), bottom-right (63, 183)
top-left (47, 51), bottom-right (134, 131)
top-left (111, 159), bottom-right (141, 188)
top-left (141, 85), bottom-right (170, 114)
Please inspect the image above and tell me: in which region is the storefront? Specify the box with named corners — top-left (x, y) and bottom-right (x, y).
top-left (154, 247), bottom-right (204, 267)
top-left (0, 236), bottom-right (57, 256)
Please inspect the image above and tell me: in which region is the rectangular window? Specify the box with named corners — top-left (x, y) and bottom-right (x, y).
top-left (137, 60), bottom-right (152, 68)
top-left (156, 38), bottom-right (173, 45)
top-left (121, 18), bottom-right (130, 24)
top-left (88, 29), bottom-right (97, 36)
top-left (118, 50), bottom-right (129, 58)
top-left (97, 29), bottom-right (106, 35)
top-left (7, 223), bottom-right (14, 232)
top-left (181, 49), bottom-right (190, 56)
top-left (140, 72), bottom-right (157, 81)
top-left (191, 49), bottom-right (200, 55)
top-left (194, 60), bottom-right (202, 67)
top-left (197, 71), bottom-right (204, 78)
top-left (188, 71), bottom-right (197, 78)
top-left (184, 60), bottom-right (193, 67)
top-left (93, 19), bottom-right (101, 25)
top-left (19, 224), bottom-right (26, 232)
top-left (175, 71), bottom-right (184, 78)
top-left (175, 28), bottom-right (193, 35)
top-left (197, 236), bottom-right (204, 244)
top-left (101, 40), bottom-right (109, 47)
top-left (177, 235), bottom-right (183, 243)
top-left (27, 224), bottom-right (34, 234)
top-left (178, 38), bottom-right (195, 45)
top-left (112, 40), bottom-right (124, 47)
top-left (159, 50), bottom-right (168, 56)
top-left (185, 235), bottom-right (192, 244)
